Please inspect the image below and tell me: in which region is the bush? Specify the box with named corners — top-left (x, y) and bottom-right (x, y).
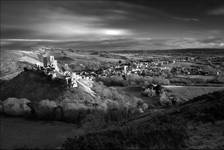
top-left (92, 82), bottom-right (141, 110)
top-left (153, 77), bottom-right (170, 85)
top-left (96, 76), bottom-right (126, 86)
top-left (97, 75), bottom-right (170, 87)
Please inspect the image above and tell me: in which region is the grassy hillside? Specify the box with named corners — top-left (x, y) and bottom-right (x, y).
top-left (175, 89), bottom-right (224, 122)
top-left (0, 70), bottom-right (67, 102)
top-left (62, 90), bottom-right (224, 150)
top-left (165, 86), bottom-right (224, 101)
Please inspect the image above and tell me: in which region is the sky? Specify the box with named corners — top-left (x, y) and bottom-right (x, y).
top-left (1, 0), bottom-right (224, 50)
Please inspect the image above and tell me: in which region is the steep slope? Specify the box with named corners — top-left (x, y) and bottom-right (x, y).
top-left (174, 90), bottom-right (224, 122)
top-left (0, 70), bottom-right (67, 102)
top-left (0, 49), bottom-right (43, 80)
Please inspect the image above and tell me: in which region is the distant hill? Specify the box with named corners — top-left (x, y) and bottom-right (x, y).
top-left (0, 49), bottom-right (43, 80)
top-left (110, 48), bottom-right (224, 55)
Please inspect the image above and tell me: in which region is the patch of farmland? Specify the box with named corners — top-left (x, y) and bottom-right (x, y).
top-left (176, 75), bottom-right (216, 80)
top-left (164, 85), bottom-right (224, 101)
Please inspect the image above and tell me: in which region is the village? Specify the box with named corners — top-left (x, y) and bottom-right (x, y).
top-left (30, 51), bottom-right (223, 90)
top-left (95, 55), bottom-right (222, 79)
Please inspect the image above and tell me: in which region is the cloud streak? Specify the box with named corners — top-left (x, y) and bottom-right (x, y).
top-left (208, 6), bottom-right (224, 15)
top-left (1, 0), bottom-right (224, 50)
top-left (1, 1), bottom-right (133, 40)
top-left (171, 16), bottom-right (199, 22)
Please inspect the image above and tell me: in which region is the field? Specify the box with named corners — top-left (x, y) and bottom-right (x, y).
top-left (176, 75), bottom-right (216, 80)
top-left (164, 85), bottom-right (224, 101)
top-left (115, 85), bottom-right (224, 105)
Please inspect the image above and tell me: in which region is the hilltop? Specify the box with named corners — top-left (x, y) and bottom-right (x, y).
top-left (0, 70), bottom-right (67, 102)
top-left (0, 69), bottom-right (148, 124)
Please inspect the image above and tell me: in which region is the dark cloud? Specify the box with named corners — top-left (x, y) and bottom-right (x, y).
top-left (171, 17), bottom-right (199, 22)
top-left (208, 6), bottom-right (224, 15)
top-left (116, 0), bottom-right (224, 17)
top-left (1, 0), bottom-right (224, 50)
top-left (199, 36), bottom-right (224, 43)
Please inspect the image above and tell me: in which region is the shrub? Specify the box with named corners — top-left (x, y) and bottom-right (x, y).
top-left (97, 74), bottom-right (170, 87)
top-left (92, 82), bottom-right (141, 110)
top-left (96, 76), bottom-right (126, 86)
top-left (126, 74), bottom-right (144, 86)
top-left (153, 77), bottom-right (170, 85)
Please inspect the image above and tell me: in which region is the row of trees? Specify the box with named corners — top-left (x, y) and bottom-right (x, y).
top-left (97, 74), bottom-right (170, 87)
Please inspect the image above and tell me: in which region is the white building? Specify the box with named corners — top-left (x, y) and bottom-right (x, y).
top-left (52, 60), bottom-right (59, 72)
top-left (50, 56), bottom-right (55, 64)
top-left (124, 65), bottom-right (128, 74)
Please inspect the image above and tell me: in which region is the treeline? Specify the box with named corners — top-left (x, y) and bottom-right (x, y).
top-left (110, 48), bottom-right (224, 55)
top-left (96, 74), bottom-right (170, 87)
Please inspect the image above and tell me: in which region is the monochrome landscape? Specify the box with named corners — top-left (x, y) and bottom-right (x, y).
top-left (1, 0), bottom-right (224, 149)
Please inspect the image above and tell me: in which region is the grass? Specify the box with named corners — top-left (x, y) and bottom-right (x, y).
top-left (0, 70), bottom-right (67, 102)
top-left (176, 90), bottom-right (224, 123)
top-left (165, 86), bottom-right (224, 101)
top-left (187, 120), bottom-right (224, 149)
top-left (62, 114), bottom-right (188, 150)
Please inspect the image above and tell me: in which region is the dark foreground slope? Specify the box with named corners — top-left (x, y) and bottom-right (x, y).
top-left (174, 90), bottom-right (224, 123)
top-left (0, 70), bottom-right (67, 102)
top-left (62, 90), bottom-right (224, 150)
